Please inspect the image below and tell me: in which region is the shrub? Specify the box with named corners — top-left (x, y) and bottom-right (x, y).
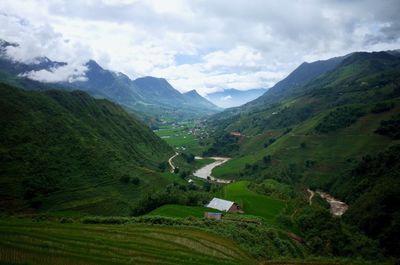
top-left (119, 175), bottom-right (130, 183)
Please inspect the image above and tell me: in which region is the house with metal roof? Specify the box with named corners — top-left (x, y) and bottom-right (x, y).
top-left (205, 198), bottom-right (242, 213)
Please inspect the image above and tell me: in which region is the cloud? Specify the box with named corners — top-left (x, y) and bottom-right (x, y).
top-left (221, 95), bottom-right (232, 101)
top-left (20, 63), bottom-right (88, 83)
top-left (0, 0), bottom-right (399, 92)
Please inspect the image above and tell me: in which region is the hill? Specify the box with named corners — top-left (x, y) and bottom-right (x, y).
top-left (206, 88), bottom-right (268, 108)
top-left (0, 83), bottom-right (174, 215)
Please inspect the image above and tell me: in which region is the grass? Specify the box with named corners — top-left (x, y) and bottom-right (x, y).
top-left (0, 218), bottom-right (255, 265)
top-left (223, 181), bottom-right (286, 225)
top-left (147, 204), bottom-right (220, 218)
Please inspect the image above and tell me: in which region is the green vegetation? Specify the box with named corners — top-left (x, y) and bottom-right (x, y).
top-left (331, 145), bottom-right (400, 257)
top-left (375, 114), bottom-right (400, 139)
top-left (223, 181), bottom-right (286, 225)
top-left (0, 84), bottom-right (174, 215)
top-left (315, 106), bottom-right (365, 133)
top-left (0, 218), bottom-right (253, 265)
top-left (147, 204), bottom-right (220, 218)
top-left (154, 122), bottom-right (206, 154)
top-left (131, 181), bottom-right (216, 216)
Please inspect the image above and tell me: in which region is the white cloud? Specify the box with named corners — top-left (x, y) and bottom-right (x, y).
top-left (20, 63), bottom-right (88, 83)
top-left (0, 0), bottom-right (399, 92)
top-left (221, 95), bottom-right (232, 101)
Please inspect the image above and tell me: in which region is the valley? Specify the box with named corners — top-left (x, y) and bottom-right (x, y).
top-left (1, 11), bottom-right (400, 264)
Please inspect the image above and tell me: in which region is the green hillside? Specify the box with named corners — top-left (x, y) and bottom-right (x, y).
top-left (204, 51), bottom-right (400, 260)
top-left (0, 83), bottom-right (174, 215)
top-left (208, 51), bottom-right (400, 186)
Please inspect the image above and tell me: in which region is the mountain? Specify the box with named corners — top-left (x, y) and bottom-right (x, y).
top-left (206, 88), bottom-right (268, 108)
top-left (183, 89), bottom-right (221, 110)
top-left (0, 40), bottom-right (220, 121)
top-left (0, 83), bottom-right (174, 215)
top-left (205, 50), bottom-right (400, 257)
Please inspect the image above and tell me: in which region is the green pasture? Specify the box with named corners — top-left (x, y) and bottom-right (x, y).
top-left (223, 181), bottom-right (286, 225)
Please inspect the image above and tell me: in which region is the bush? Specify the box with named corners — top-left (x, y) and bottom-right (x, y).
top-left (371, 102), bottom-right (394, 113)
top-left (375, 114), bottom-right (400, 139)
top-left (119, 175), bottom-right (130, 183)
top-left (315, 106), bottom-right (365, 133)
top-left (131, 177), bottom-right (140, 185)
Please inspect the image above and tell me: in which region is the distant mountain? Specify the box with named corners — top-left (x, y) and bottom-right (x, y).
top-left (0, 83), bottom-right (173, 215)
top-left (183, 89), bottom-right (221, 110)
top-left (206, 88), bottom-right (267, 108)
top-left (0, 39), bottom-right (220, 121)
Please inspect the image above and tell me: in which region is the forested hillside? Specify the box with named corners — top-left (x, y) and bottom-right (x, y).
top-left (0, 83), bottom-right (174, 215)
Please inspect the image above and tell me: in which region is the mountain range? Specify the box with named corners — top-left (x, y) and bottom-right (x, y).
top-left (205, 88), bottom-right (268, 108)
top-left (0, 40), bottom-right (220, 121)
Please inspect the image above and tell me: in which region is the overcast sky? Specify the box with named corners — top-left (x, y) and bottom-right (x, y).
top-left (1, 0), bottom-right (399, 95)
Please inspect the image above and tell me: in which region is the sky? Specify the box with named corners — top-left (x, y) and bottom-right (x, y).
top-left (0, 0), bottom-right (399, 95)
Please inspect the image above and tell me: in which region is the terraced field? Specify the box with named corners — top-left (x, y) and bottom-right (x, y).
top-left (0, 218), bottom-right (255, 265)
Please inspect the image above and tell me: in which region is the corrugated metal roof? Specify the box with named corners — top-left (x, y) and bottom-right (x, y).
top-left (206, 198), bottom-right (234, 211)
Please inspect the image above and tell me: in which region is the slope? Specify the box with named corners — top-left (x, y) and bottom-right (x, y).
top-left (0, 218), bottom-right (254, 265)
top-left (0, 83), bottom-right (174, 215)
top-left (209, 51), bottom-right (400, 184)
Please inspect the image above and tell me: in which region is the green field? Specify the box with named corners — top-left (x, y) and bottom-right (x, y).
top-left (223, 181), bottom-right (286, 225)
top-left (147, 204), bottom-right (220, 218)
top-left (0, 218), bottom-right (254, 265)
top-left (154, 122), bottom-right (205, 154)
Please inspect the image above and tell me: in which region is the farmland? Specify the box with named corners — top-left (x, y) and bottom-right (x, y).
top-left (154, 121), bottom-right (207, 154)
top-left (147, 204), bottom-right (220, 218)
top-left (0, 218), bottom-right (254, 265)
top-left (223, 181), bottom-right (287, 225)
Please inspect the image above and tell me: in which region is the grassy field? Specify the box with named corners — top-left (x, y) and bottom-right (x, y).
top-left (155, 122), bottom-right (204, 154)
top-left (0, 218), bottom-right (255, 265)
top-left (147, 204), bottom-right (220, 218)
top-left (223, 181), bottom-right (286, 225)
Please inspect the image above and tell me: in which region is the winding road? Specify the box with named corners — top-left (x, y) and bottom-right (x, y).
top-left (168, 152), bottom-right (179, 173)
top-left (306, 188), bottom-right (314, 205)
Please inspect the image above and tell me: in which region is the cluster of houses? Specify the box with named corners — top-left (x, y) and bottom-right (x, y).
top-left (204, 198), bottom-right (243, 220)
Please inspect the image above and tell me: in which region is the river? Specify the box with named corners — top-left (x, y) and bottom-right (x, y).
top-left (193, 157), bottom-right (232, 183)
top-left (308, 189), bottom-right (349, 217)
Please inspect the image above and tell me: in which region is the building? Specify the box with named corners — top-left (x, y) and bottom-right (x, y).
top-left (205, 198), bottom-right (243, 213)
top-left (204, 212), bottom-right (222, 220)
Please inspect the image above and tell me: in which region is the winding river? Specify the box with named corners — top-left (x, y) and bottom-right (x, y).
top-left (193, 157), bottom-right (232, 183)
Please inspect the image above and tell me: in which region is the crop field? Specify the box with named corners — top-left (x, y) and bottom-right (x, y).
top-left (147, 204), bottom-right (220, 218)
top-left (154, 123), bottom-right (204, 154)
top-left (223, 181), bottom-right (286, 225)
top-left (0, 218), bottom-right (255, 265)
